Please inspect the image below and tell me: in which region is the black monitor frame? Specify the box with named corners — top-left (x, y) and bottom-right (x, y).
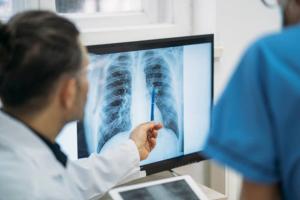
top-left (77, 34), bottom-right (214, 175)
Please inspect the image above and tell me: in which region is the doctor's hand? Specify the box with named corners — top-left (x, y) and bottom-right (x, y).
top-left (130, 122), bottom-right (163, 161)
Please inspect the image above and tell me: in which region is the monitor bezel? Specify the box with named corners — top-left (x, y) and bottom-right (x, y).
top-left (78, 34), bottom-right (214, 175)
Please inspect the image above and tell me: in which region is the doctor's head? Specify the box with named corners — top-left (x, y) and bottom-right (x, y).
top-left (0, 10), bottom-right (89, 122)
top-left (262, 0), bottom-right (300, 26)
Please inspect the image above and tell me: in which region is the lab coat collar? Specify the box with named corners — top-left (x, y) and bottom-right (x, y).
top-left (0, 111), bottom-right (66, 177)
top-left (36, 134), bottom-right (68, 168)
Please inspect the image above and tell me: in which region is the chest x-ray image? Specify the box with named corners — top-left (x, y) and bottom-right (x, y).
top-left (79, 47), bottom-right (184, 164)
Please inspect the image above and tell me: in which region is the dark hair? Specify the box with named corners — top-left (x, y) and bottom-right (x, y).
top-left (0, 10), bottom-right (82, 109)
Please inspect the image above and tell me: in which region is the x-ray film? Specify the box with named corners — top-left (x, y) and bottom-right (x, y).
top-left (78, 42), bottom-right (212, 165)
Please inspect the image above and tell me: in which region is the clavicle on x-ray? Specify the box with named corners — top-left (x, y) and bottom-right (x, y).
top-left (83, 47), bottom-right (184, 165)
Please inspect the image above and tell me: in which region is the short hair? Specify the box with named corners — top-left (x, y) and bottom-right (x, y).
top-left (0, 10), bottom-right (82, 109)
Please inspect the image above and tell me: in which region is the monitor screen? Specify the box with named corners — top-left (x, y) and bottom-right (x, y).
top-left (57, 35), bottom-right (213, 174)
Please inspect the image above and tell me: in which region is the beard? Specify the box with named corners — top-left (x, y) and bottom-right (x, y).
top-left (74, 84), bottom-right (87, 121)
top-left (66, 78), bottom-right (88, 123)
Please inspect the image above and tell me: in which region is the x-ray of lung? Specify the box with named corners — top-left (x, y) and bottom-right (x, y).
top-left (80, 47), bottom-right (184, 164)
top-left (96, 53), bottom-right (134, 152)
top-left (76, 43), bottom-right (212, 165)
top-left (142, 50), bottom-right (180, 138)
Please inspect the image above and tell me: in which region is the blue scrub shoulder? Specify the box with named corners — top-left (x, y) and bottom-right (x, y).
top-left (203, 23), bottom-right (300, 200)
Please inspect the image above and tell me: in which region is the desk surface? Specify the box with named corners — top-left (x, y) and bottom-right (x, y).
top-left (100, 171), bottom-right (227, 200)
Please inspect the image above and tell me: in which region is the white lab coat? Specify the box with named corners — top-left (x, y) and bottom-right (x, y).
top-left (0, 111), bottom-right (142, 200)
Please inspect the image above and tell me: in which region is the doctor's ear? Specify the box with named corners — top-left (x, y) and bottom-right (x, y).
top-left (59, 77), bottom-right (77, 110)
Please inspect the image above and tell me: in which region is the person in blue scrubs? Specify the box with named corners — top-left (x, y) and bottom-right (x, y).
top-left (203, 0), bottom-right (300, 199)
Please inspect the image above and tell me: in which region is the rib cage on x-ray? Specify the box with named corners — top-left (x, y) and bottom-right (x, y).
top-left (95, 48), bottom-right (182, 153)
top-left (142, 50), bottom-right (180, 138)
top-left (97, 53), bottom-right (133, 153)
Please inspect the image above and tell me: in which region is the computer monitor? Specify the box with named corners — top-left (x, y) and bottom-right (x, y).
top-left (57, 35), bottom-right (213, 175)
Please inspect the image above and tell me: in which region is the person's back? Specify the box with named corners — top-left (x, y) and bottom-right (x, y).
top-left (261, 24), bottom-right (300, 199)
top-left (203, 0), bottom-right (300, 199)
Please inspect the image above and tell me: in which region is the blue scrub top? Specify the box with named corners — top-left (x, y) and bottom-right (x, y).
top-left (203, 24), bottom-right (300, 200)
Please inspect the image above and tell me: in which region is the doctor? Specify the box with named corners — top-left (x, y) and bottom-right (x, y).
top-left (0, 10), bottom-right (162, 200)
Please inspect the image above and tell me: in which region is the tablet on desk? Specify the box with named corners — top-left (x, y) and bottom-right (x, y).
top-left (109, 175), bottom-right (209, 200)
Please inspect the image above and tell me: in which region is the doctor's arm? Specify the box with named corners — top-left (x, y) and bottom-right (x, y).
top-left (240, 179), bottom-right (281, 200)
top-left (67, 122), bottom-right (162, 200)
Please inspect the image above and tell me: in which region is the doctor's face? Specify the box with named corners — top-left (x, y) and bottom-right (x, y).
top-left (72, 41), bottom-right (90, 120)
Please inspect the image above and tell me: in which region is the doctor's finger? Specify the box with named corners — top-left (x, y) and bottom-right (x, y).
top-left (152, 123), bottom-right (163, 130)
top-left (149, 129), bottom-right (158, 138)
top-left (141, 122), bottom-right (163, 131)
top-left (149, 138), bottom-right (157, 150)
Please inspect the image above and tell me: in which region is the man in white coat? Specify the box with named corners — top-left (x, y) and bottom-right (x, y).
top-left (0, 10), bottom-right (162, 200)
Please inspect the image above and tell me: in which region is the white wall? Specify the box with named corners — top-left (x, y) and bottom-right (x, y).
top-left (212, 0), bottom-right (281, 199)
top-left (215, 0), bottom-right (281, 100)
